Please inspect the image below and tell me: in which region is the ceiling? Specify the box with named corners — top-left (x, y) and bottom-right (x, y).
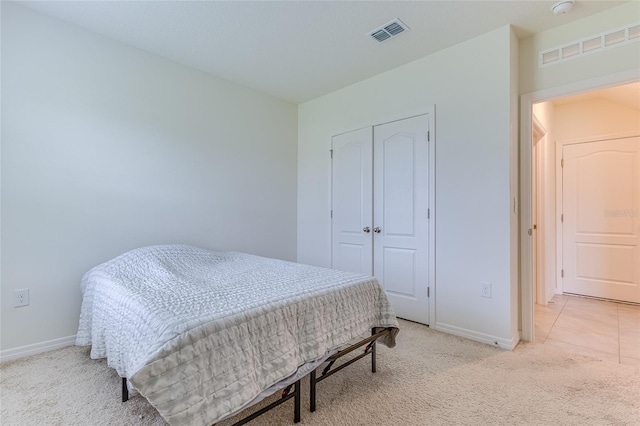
top-left (20, 1), bottom-right (627, 104)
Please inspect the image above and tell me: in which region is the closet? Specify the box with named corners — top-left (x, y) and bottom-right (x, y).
top-left (331, 114), bottom-right (432, 325)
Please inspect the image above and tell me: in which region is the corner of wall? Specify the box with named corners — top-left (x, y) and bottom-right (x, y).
top-left (509, 24), bottom-right (521, 341)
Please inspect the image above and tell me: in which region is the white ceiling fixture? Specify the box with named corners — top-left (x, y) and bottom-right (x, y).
top-left (19, 1), bottom-right (627, 104)
top-left (551, 0), bottom-right (575, 16)
top-left (369, 19), bottom-right (409, 43)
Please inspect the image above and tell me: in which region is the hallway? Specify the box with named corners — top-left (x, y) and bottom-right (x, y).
top-left (535, 294), bottom-right (640, 365)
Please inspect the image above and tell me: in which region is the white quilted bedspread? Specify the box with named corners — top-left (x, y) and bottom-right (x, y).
top-left (76, 245), bottom-right (399, 426)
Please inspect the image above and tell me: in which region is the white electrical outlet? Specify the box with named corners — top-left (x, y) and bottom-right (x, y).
top-left (14, 289), bottom-right (30, 307)
top-left (481, 282), bottom-right (491, 298)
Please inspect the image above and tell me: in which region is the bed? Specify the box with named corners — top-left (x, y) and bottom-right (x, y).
top-left (76, 244), bottom-right (399, 425)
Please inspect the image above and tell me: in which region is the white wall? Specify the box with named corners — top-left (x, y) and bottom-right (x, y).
top-left (519, 2), bottom-right (640, 95)
top-left (1, 3), bottom-right (298, 352)
top-left (554, 98), bottom-right (640, 142)
top-left (298, 26), bottom-right (519, 348)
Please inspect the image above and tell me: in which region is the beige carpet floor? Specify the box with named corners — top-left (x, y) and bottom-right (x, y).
top-left (1, 319), bottom-right (639, 425)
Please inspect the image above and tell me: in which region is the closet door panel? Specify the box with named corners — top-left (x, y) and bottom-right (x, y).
top-left (331, 128), bottom-right (373, 275)
top-left (382, 247), bottom-right (417, 297)
top-left (374, 115), bottom-right (430, 324)
top-left (383, 135), bottom-right (416, 236)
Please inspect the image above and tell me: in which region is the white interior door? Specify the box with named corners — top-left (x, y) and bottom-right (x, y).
top-left (373, 115), bottom-right (430, 324)
top-left (331, 128), bottom-right (373, 275)
top-left (562, 137), bottom-right (640, 303)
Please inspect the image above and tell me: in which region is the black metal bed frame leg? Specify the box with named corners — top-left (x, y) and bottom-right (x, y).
top-left (310, 370), bottom-right (317, 412)
top-left (310, 328), bottom-right (384, 413)
top-left (371, 327), bottom-right (377, 373)
top-left (294, 379), bottom-right (301, 423)
top-left (227, 379), bottom-right (301, 426)
top-left (122, 377), bottom-right (129, 402)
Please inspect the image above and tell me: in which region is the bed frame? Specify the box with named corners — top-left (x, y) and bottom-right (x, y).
top-left (121, 327), bottom-right (393, 425)
top-left (309, 328), bottom-right (390, 413)
top-left (122, 377), bottom-right (302, 425)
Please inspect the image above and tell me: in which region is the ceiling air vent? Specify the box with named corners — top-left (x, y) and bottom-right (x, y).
top-left (539, 22), bottom-right (639, 67)
top-left (368, 19), bottom-right (409, 43)
top-left (371, 29), bottom-right (391, 43)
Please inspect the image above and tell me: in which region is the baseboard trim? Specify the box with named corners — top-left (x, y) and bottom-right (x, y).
top-left (0, 335), bottom-right (77, 363)
top-left (434, 322), bottom-right (519, 350)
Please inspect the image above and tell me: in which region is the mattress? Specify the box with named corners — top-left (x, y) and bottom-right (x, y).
top-left (76, 244), bottom-right (399, 425)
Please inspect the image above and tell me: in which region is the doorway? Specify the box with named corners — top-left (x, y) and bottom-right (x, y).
top-left (520, 74), bottom-right (640, 344)
top-left (532, 83), bottom-right (640, 306)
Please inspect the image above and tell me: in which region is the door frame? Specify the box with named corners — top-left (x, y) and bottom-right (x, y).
top-left (532, 117), bottom-right (547, 305)
top-left (329, 106), bottom-right (436, 327)
top-left (519, 69), bottom-right (639, 342)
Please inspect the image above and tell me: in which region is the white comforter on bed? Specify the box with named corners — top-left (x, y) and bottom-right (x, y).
top-left (76, 245), bottom-right (398, 426)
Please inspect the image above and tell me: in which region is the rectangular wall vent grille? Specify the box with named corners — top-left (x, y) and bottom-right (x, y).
top-left (542, 49), bottom-right (560, 65)
top-left (582, 37), bottom-right (602, 53)
top-left (562, 43), bottom-right (580, 59)
top-left (368, 19), bottom-right (409, 43)
top-left (604, 29), bottom-right (626, 46)
top-left (539, 22), bottom-right (639, 67)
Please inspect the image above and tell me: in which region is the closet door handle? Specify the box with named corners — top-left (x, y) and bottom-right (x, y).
top-left (363, 227), bottom-right (371, 233)
top-left (374, 227), bottom-right (381, 233)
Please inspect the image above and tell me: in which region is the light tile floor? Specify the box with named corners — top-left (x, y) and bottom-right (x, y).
top-left (535, 294), bottom-right (640, 366)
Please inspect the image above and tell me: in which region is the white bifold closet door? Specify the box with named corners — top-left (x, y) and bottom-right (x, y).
top-left (331, 115), bottom-right (430, 324)
top-left (331, 127), bottom-right (373, 275)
